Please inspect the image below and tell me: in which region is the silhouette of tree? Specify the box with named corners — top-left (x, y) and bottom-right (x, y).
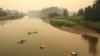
top-left (77, 8), bottom-right (84, 16)
top-left (0, 8), bottom-right (7, 17)
top-left (48, 12), bottom-right (59, 18)
top-left (84, 0), bottom-right (100, 21)
top-left (73, 12), bottom-right (77, 16)
top-left (63, 8), bottom-right (68, 17)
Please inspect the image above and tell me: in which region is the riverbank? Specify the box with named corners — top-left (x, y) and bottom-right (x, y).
top-left (49, 16), bottom-right (100, 37)
top-left (0, 14), bottom-right (24, 21)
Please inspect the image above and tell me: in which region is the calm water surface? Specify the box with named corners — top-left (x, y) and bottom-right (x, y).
top-left (0, 16), bottom-right (100, 56)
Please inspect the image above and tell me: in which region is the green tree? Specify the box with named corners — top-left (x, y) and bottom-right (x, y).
top-left (0, 8), bottom-right (7, 17)
top-left (84, 6), bottom-right (93, 20)
top-left (84, 0), bottom-right (100, 21)
top-left (73, 12), bottom-right (77, 16)
top-left (77, 8), bottom-right (84, 16)
top-left (48, 12), bottom-right (59, 18)
top-left (63, 8), bottom-right (68, 17)
top-left (92, 0), bottom-right (100, 21)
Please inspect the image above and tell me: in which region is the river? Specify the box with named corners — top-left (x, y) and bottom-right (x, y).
top-left (0, 16), bottom-right (100, 56)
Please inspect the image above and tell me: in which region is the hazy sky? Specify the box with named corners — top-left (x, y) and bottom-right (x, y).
top-left (0, 0), bottom-right (94, 12)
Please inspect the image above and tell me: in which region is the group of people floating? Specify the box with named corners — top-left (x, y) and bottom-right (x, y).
top-left (17, 31), bottom-right (37, 44)
top-left (17, 31), bottom-right (78, 56)
top-left (17, 31), bottom-right (46, 49)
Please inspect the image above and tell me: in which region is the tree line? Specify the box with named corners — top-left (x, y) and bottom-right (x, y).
top-left (28, 7), bottom-right (68, 18)
top-left (77, 0), bottom-right (100, 21)
top-left (0, 7), bottom-right (24, 17)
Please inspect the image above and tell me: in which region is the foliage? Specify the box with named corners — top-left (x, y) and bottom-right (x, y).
top-left (63, 8), bottom-right (68, 17)
top-left (72, 12), bottom-right (77, 16)
top-left (84, 0), bottom-right (100, 21)
top-left (0, 8), bottom-right (7, 17)
top-left (48, 12), bottom-right (59, 18)
top-left (40, 7), bottom-right (64, 18)
top-left (0, 7), bottom-right (24, 20)
top-left (28, 7), bottom-right (69, 18)
top-left (77, 8), bottom-right (84, 16)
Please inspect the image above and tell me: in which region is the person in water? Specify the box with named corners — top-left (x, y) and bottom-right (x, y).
top-left (71, 51), bottom-right (77, 56)
top-left (27, 31), bottom-right (37, 35)
top-left (17, 40), bottom-right (26, 44)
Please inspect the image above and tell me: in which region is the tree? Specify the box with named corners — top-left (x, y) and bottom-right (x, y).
top-left (63, 8), bottom-right (68, 17)
top-left (92, 0), bottom-right (100, 21)
top-left (73, 12), bottom-right (77, 16)
top-left (48, 12), bottom-right (59, 18)
top-left (84, 6), bottom-right (93, 20)
top-left (77, 8), bottom-right (84, 16)
top-left (40, 7), bottom-right (63, 18)
top-left (0, 8), bottom-right (7, 17)
top-left (84, 0), bottom-right (100, 21)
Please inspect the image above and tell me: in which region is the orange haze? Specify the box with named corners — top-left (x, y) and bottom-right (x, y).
top-left (0, 0), bottom-right (94, 12)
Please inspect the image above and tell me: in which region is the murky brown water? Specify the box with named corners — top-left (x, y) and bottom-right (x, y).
top-left (0, 16), bottom-right (100, 56)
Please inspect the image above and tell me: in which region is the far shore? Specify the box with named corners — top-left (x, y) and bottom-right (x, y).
top-left (0, 15), bottom-right (24, 21)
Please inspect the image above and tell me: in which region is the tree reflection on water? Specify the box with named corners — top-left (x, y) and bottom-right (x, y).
top-left (82, 35), bottom-right (99, 56)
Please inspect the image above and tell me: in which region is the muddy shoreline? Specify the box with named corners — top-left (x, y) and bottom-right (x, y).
top-left (53, 25), bottom-right (100, 37)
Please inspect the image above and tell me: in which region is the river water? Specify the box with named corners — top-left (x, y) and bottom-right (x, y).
top-left (0, 16), bottom-right (100, 56)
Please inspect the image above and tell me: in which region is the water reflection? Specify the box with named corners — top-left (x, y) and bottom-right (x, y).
top-left (82, 35), bottom-right (99, 56)
top-left (28, 15), bottom-right (49, 24)
top-left (0, 17), bottom-right (23, 26)
top-left (0, 21), bottom-right (6, 26)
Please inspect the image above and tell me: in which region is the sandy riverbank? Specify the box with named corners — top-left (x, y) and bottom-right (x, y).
top-left (55, 25), bottom-right (100, 37)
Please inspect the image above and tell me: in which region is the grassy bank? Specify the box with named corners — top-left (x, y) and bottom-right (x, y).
top-left (49, 16), bottom-right (100, 35)
top-left (67, 16), bottom-right (100, 33)
top-left (49, 18), bottom-right (77, 27)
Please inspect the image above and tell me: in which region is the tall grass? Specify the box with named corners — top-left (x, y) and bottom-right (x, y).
top-left (49, 19), bottom-right (77, 27)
